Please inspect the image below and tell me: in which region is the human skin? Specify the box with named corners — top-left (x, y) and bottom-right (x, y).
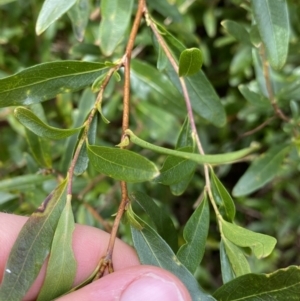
top-left (0, 213), bottom-right (191, 301)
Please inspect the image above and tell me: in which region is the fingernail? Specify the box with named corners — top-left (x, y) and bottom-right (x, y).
top-left (120, 273), bottom-right (186, 301)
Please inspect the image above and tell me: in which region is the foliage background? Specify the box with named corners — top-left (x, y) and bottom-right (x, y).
top-left (0, 0), bottom-right (300, 295)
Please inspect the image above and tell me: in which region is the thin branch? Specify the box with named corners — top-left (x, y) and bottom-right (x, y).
top-left (239, 117), bottom-right (275, 139)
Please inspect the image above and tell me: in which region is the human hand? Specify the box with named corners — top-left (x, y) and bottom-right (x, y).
top-left (0, 213), bottom-right (191, 301)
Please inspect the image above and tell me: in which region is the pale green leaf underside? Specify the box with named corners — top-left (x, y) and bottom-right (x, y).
top-left (15, 107), bottom-right (83, 140)
top-left (36, 0), bottom-right (77, 35)
top-left (251, 0), bottom-right (289, 70)
top-left (222, 219), bottom-right (277, 259)
top-left (0, 178), bottom-right (68, 301)
top-left (213, 266), bottom-right (300, 300)
top-left (0, 61), bottom-right (107, 108)
top-left (87, 144), bottom-right (160, 183)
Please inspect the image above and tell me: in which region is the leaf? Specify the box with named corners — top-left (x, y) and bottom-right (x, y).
top-left (68, 0), bottom-right (89, 42)
top-left (170, 172), bottom-right (194, 196)
top-left (221, 219), bottom-right (277, 259)
top-left (37, 196), bottom-right (76, 301)
top-left (131, 216), bottom-right (216, 301)
top-left (87, 144), bottom-right (159, 183)
top-left (221, 20), bottom-right (251, 45)
top-left (179, 48), bottom-right (203, 77)
top-left (126, 129), bottom-right (260, 165)
top-left (154, 24), bottom-right (226, 127)
top-left (232, 144), bottom-right (290, 197)
top-left (0, 174), bottom-right (52, 191)
top-left (222, 237), bottom-right (251, 278)
top-left (36, 0), bottom-right (77, 35)
top-left (203, 8), bottom-right (217, 38)
top-left (213, 266), bottom-right (300, 300)
top-left (154, 146), bottom-right (197, 185)
top-left (147, 0), bottom-right (182, 22)
top-left (177, 194), bottom-right (209, 274)
top-left (130, 191), bottom-right (177, 252)
top-left (0, 192), bottom-right (17, 205)
top-left (220, 239), bottom-right (235, 284)
top-left (0, 178), bottom-right (68, 301)
top-left (14, 107), bottom-right (84, 139)
top-left (210, 170), bottom-right (235, 222)
top-left (98, 0), bottom-right (134, 56)
top-left (0, 61), bottom-right (107, 108)
top-left (251, 0), bottom-right (290, 70)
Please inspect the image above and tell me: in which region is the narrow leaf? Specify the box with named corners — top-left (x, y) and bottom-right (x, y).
top-left (220, 239), bottom-right (235, 284)
top-left (221, 20), bottom-right (251, 45)
top-left (0, 61), bottom-right (107, 108)
top-left (37, 196), bottom-right (76, 301)
top-left (87, 144), bottom-right (159, 183)
top-left (15, 107), bottom-right (84, 139)
top-left (251, 0), bottom-right (290, 70)
top-left (130, 191), bottom-right (177, 252)
top-left (213, 266), bottom-right (300, 300)
top-left (222, 219), bottom-right (277, 259)
top-left (222, 237), bottom-right (251, 278)
top-left (148, 0), bottom-right (182, 22)
top-left (170, 173), bottom-right (194, 196)
top-left (211, 170), bottom-right (235, 221)
top-left (0, 178), bottom-right (68, 301)
top-left (68, 0), bottom-right (89, 42)
top-left (126, 129), bottom-right (260, 165)
top-left (99, 0), bottom-right (134, 56)
top-left (36, 0), bottom-right (77, 35)
top-left (177, 194), bottom-right (210, 274)
top-left (179, 48), bottom-right (203, 77)
top-left (131, 216), bottom-right (216, 301)
top-left (233, 144), bottom-right (290, 197)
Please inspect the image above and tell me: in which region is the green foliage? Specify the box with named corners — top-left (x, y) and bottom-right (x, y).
top-left (0, 0), bottom-right (300, 300)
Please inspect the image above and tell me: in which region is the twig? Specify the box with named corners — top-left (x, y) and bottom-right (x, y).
top-left (239, 116), bottom-right (275, 138)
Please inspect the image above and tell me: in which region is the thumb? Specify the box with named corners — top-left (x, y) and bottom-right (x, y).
top-left (57, 265), bottom-right (191, 301)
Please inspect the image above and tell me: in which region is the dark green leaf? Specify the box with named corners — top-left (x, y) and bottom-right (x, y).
top-left (220, 239), bottom-right (235, 284)
top-left (130, 191), bottom-right (177, 252)
top-left (37, 196), bottom-right (76, 301)
top-left (211, 170), bottom-right (235, 221)
top-left (36, 0), bottom-right (77, 35)
top-left (98, 0), bottom-right (134, 56)
top-left (148, 0), bottom-right (182, 22)
top-left (170, 172), bottom-right (194, 196)
top-left (222, 237), bottom-right (251, 278)
top-left (213, 266), bottom-right (300, 300)
top-left (87, 144), bottom-right (159, 183)
top-left (176, 117), bottom-right (194, 149)
top-left (233, 145), bottom-right (290, 197)
top-left (0, 61), bottom-right (107, 108)
top-left (179, 48), bottom-right (203, 77)
top-left (221, 20), bottom-right (251, 45)
top-left (222, 219), bottom-right (277, 259)
top-left (131, 216), bottom-right (216, 301)
top-left (0, 178), bottom-right (68, 301)
top-left (68, 0), bottom-right (89, 42)
top-left (177, 194), bottom-right (209, 274)
top-left (15, 107), bottom-right (84, 139)
top-left (251, 0), bottom-right (290, 70)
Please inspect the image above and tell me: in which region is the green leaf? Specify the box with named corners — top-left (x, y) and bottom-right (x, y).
top-left (36, 0), bottom-right (77, 35)
top-left (37, 196), bottom-right (76, 301)
top-left (148, 0), bottom-right (182, 22)
top-left (131, 216), bottom-right (216, 301)
top-left (154, 146), bottom-right (197, 185)
top-left (220, 239), bottom-right (235, 284)
top-left (179, 48), bottom-right (203, 77)
top-left (130, 191), bottom-right (177, 252)
top-left (251, 0), bottom-right (290, 70)
top-left (233, 144), bottom-right (290, 197)
top-left (14, 107), bottom-right (84, 140)
top-left (98, 0), bottom-right (134, 56)
top-left (222, 237), bottom-right (251, 278)
top-left (0, 61), bottom-right (107, 108)
top-left (170, 173), bottom-right (194, 196)
top-left (213, 266), bottom-right (300, 300)
top-left (0, 174), bottom-right (52, 191)
top-left (203, 8), bottom-right (217, 38)
top-left (87, 144), bottom-right (159, 183)
top-left (126, 129), bottom-right (260, 165)
top-left (0, 192), bottom-right (17, 205)
top-left (177, 194), bottom-right (209, 274)
top-left (211, 170), bottom-right (235, 222)
top-left (221, 219), bottom-right (277, 258)
top-left (68, 0), bottom-right (89, 42)
top-left (221, 20), bottom-right (251, 45)
top-left (0, 178), bottom-right (68, 301)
